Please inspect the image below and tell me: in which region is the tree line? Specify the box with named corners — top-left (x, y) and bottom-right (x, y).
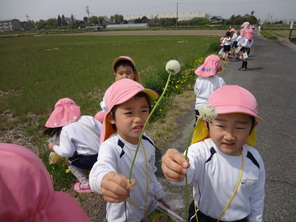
top-left (20, 14), bottom-right (258, 30)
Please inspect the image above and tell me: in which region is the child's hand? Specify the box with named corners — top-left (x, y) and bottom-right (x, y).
top-left (101, 172), bottom-right (136, 203)
top-left (48, 143), bottom-right (55, 152)
top-left (161, 148), bottom-right (189, 182)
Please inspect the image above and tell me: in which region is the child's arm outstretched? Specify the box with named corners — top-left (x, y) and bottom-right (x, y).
top-left (161, 148), bottom-right (190, 182)
top-left (101, 172), bottom-right (136, 203)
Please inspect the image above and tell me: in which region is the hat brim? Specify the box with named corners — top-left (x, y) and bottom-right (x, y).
top-left (214, 105), bottom-right (263, 121)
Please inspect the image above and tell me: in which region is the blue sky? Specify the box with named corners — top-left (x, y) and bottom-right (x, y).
top-left (0, 0), bottom-right (295, 22)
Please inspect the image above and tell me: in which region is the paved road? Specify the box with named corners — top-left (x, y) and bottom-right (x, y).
top-left (158, 32), bottom-right (296, 221)
top-left (221, 32), bottom-right (296, 221)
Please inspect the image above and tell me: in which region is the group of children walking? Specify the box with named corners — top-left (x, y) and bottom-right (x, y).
top-left (4, 25), bottom-right (265, 221)
top-left (220, 22), bottom-right (255, 71)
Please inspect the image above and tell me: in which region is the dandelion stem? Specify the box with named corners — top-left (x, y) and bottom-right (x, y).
top-left (129, 72), bottom-right (172, 181)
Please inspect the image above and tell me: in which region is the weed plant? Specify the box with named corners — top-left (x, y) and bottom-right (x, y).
top-left (0, 34), bottom-right (218, 189)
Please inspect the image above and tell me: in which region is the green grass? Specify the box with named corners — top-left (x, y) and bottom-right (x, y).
top-left (261, 24), bottom-right (296, 40)
top-left (0, 34), bottom-right (220, 189)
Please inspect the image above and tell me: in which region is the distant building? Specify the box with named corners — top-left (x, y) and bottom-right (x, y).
top-left (106, 23), bottom-right (149, 29)
top-left (84, 26), bottom-right (101, 30)
top-left (0, 19), bottom-right (22, 32)
top-left (125, 11), bottom-right (207, 23)
top-left (210, 16), bottom-right (224, 24)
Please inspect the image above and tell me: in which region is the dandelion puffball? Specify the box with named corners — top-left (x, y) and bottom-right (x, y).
top-left (165, 60), bottom-right (181, 75)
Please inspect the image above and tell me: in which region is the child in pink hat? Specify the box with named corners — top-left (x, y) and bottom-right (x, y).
top-left (44, 98), bottom-right (102, 193)
top-left (95, 56), bottom-right (142, 123)
top-left (230, 28), bottom-right (238, 57)
top-left (162, 85), bottom-right (265, 222)
top-left (0, 143), bottom-right (91, 222)
top-left (90, 79), bottom-right (169, 221)
top-left (194, 54), bottom-right (225, 122)
top-left (236, 28), bottom-right (253, 71)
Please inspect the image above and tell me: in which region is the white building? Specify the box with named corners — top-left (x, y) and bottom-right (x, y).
top-left (0, 19), bottom-right (21, 32)
top-left (125, 11), bottom-right (207, 22)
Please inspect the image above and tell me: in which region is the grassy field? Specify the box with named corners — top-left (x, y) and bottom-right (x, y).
top-left (261, 24), bottom-right (296, 40)
top-left (0, 33), bottom-right (221, 189)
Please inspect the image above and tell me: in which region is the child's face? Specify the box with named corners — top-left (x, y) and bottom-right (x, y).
top-left (208, 113), bottom-right (255, 156)
top-left (108, 96), bottom-right (149, 144)
top-left (114, 65), bottom-right (136, 81)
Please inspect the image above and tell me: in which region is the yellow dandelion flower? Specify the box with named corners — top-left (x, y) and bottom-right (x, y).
top-left (66, 169), bottom-right (71, 173)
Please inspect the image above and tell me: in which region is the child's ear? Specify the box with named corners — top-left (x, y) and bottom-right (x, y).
top-left (254, 121), bottom-right (258, 127)
top-left (249, 121), bottom-right (258, 135)
top-left (108, 113), bottom-right (115, 124)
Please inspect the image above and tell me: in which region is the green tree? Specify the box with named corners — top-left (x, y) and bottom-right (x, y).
top-left (134, 17), bottom-right (142, 23)
top-left (148, 16), bottom-right (161, 27)
top-left (61, 15), bottom-right (67, 26)
top-left (141, 16), bottom-right (148, 23)
top-left (98, 16), bottom-right (105, 25)
top-left (71, 14), bottom-right (75, 23)
top-left (36, 20), bottom-right (47, 29)
top-left (89, 16), bottom-right (98, 25)
top-left (57, 15), bottom-right (62, 26)
top-left (47, 18), bottom-right (58, 28)
top-left (225, 14), bottom-right (258, 26)
top-left (112, 14), bottom-right (124, 24)
top-left (21, 20), bottom-right (35, 30)
top-left (83, 16), bottom-right (88, 23)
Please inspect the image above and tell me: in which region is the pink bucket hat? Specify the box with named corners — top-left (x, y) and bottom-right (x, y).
top-left (230, 28), bottom-right (237, 33)
top-left (100, 79), bottom-right (158, 143)
top-left (112, 56), bottom-right (142, 84)
top-left (194, 55), bottom-right (222, 77)
top-left (240, 28), bottom-right (248, 37)
top-left (45, 98), bottom-right (81, 128)
top-left (208, 85), bottom-right (262, 120)
top-left (241, 21), bottom-right (250, 28)
top-left (192, 85), bottom-right (263, 146)
top-left (0, 143), bottom-right (91, 222)
top-left (246, 28), bottom-right (254, 40)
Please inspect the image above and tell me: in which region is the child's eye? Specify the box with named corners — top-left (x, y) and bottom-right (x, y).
top-left (216, 125), bottom-right (224, 128)
top-left (124, 112), bottom-right (132, 115)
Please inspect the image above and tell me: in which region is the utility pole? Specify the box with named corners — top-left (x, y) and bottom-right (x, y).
top-left (176, 2), bottom-right (178, 29)
top-left (85, 5), bottom-right (90, 26)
